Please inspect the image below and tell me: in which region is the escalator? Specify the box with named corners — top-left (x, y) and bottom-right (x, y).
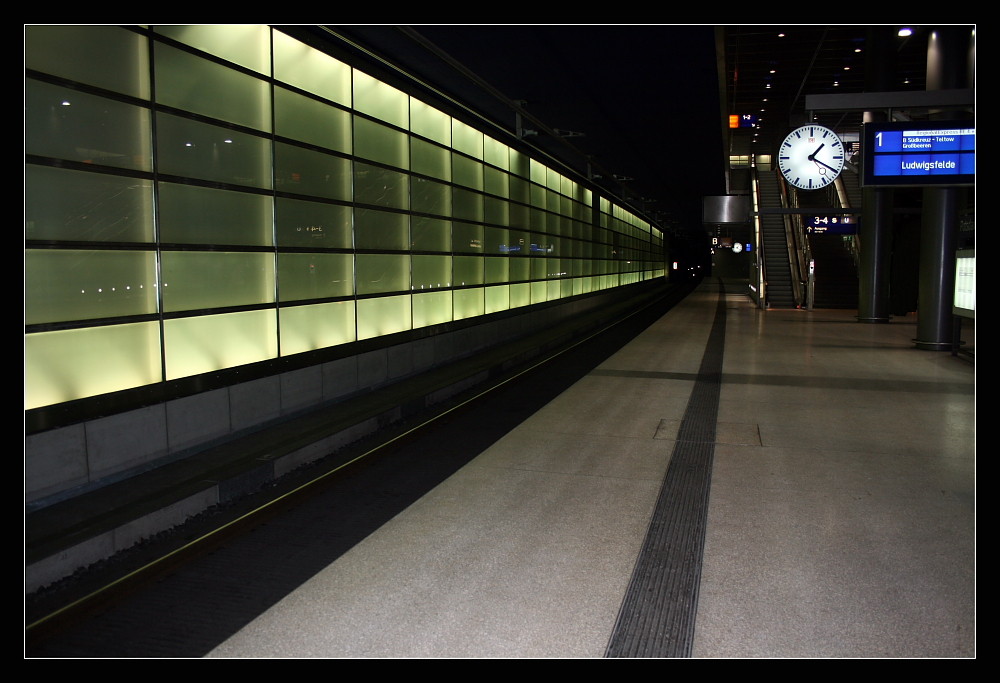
top-left (757, 170), bottom-right (796, 307)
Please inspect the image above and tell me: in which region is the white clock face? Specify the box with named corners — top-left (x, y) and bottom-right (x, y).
top-left (777, 124), bottom-right (845, 190)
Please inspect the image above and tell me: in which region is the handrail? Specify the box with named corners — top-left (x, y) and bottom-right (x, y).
top-left (778, 175), bottom-right (805, 307)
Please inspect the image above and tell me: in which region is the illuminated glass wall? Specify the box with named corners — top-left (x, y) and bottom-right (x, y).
top-left (25, 25), bottom-right (665, 412)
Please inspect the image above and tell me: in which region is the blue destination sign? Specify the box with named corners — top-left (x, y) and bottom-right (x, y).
top-left (807, 215), bottom-right (858, 235)
top-left (863, 121), bottom-right (974, 187)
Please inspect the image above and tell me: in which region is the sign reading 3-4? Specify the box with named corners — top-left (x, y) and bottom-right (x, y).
top-left (778, 124), bottom-right (845, 190)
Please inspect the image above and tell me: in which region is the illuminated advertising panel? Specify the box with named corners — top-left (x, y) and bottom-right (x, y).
top-left (954, 249), bottom-right (975, 318)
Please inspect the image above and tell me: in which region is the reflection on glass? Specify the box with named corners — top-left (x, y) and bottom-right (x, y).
top-left (278, 253), bottom-right (353, 301)
top-left (26, 80), bottom-right (151, 172)
top-left (356, 254), bottom-right (409, 295)
top-left (276, 198), bottom-right (353, 249)
top-left (161, 251), bottom-right (275, 312)
top-left (26, 249), bottom-right (158, 324)
top-left (157, 113), bottom-right (270, 188)
top-left (159, 183), bottom-right (273, 246)
top-left (25, 166), bottom-right (154, 243)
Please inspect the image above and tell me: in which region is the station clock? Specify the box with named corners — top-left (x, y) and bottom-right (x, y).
top-left (777, 124), bottom-right (845, 190)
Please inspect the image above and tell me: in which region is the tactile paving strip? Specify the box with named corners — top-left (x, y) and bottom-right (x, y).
top-left (605, 284), bottom-right (726, 658)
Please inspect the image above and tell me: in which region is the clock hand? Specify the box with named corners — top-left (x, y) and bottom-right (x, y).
top-left (814, 158), bottom-right (839, 173)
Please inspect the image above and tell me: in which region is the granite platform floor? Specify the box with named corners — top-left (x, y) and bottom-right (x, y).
top-left (206, 281), bottom-right (975, 658)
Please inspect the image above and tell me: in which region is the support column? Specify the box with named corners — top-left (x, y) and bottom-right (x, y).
top-left (914, 189), bottom-right (958, 348)
top-left (857, 28), bottom-right (896, 322)
top-left (914, 26), bottom-right (973, 349)
top-left (858, 185), bottom-right (892, 321)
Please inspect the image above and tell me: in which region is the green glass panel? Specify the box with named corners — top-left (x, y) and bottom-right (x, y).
top-left (510, 282), bottom-right (530, 308)
top-left (157, 113), bottom-right (270, 188)
top-left (451, 120), bottom-right (483, 158)
top-left (275, 198), bottom-right (352, 249)
top-left (509, 257), bottom-right (530, 282)
top-left (484, 167), bottom-right (509, 198)
top-left (509, 176), bottom-right (530, 204)
top-left (453, 255), bottom-right (483, 286)
top-left (279, 300), bottom-right (356, 355)
top-left (164, 309), bottom-right (277, 380)
top-left (159, 183), bottom-right (272, 246)
top-left (26, 25), bottom-right (150, 99)
top-left (26, 80), bottom-right (151, 171)
top-left (25, 165), bottom-right (154, 243)
top-left (510, 149), bottom-right (529, 179)
top-left (411, 217), bottom-right (451, 252)
top-left (529, 159), bottom-right (546, 185)
top-left (274, 86), bottom-right (351, 153)
top-left (483, 136), bottom-right (509, 170)
top-left (453, 288), bottom-right (483, 320)
top-left (484, 197), bottom-right (509, 227)
top-left (411, 255), bottom-right (451, 290)
top-left (354, 117), bottom-right (408, 169)
top-left (26, 249), bottom-right (158, 325)
top-left (278, 253), bottom-right (353, 301)
top-left (410, 99), bottom-right (450, 145)
top-left (411, 177), bottom-right (451, 217)
top-left (354, 71), bottom-right (408, 129)
top-left (484, 285), bottom-right (509, 314)
top-left (453, 223), bottom-right (484, 253)
top-left (155, 25), bottom-right (270, 74)
top-left (530, 208), bottom-right (548, 232)
top-left (530, 183), bottom-right (546, 209)
top-left (484, 227), bottom-right (509, 255)
top-left (546, 167), bottom-right (561, 192)
top-left (509, 202), bottom-right (529, 229)
top-left (356, 295), bottom-right (411, 340)
top-left (508, 230), bottom-right (530, 253)
top-left (355, 254), bottom-right (409, 295)
top-left (25, 322), bottom-right (161, 409)
top-left (274, 142), bottom-right (351, 199)
top-left (354, 209), bottom-right (409, 251)
top-left (161, 251), bottom-right (274, 312)
top-left (452, 188), bottom-right (483, 223)
top-left (411, 138), bottom-right (451, 181)
top-left (354, 163), bottom-right (408, 209)
top-left (154, 42), bottom-right (270, 131)
top-left (412, 290), bottom-right (453, 328)
top-left (485, 257), bottom-right (509, 284)
top-left (272, 30), bottom-right (351, 105)
top-left (452, 154), bottom-right (483, 190)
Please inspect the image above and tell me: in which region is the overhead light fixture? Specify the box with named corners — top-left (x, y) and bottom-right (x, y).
top-left (898, 27), bottom-right (913, 37)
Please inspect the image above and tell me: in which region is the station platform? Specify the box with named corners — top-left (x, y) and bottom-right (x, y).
top-left (204, 280), bottom-right (973, 658)
top-left (27, 280), bottom-right (975, 657)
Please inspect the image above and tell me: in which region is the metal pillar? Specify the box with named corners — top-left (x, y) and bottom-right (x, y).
top-left (857, 28), bottom-right (896, 322)
top-left (914, 27), bottom-right (973, 349)
top-left (858, 185), bottom-right (892, 321)
top-left (914, 189), bottom-right (958, 349)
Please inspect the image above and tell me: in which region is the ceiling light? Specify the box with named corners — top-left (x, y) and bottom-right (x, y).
top-left (898, 27), bottom-right (913, 37)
